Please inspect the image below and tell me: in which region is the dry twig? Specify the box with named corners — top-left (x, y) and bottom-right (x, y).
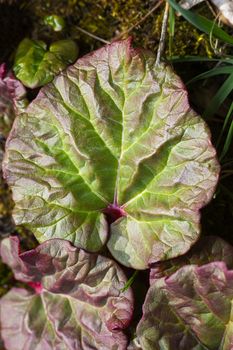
top-left (156, 1), bottom-right (169, 65)
top-left (75, 26), bottom-right (110, 44)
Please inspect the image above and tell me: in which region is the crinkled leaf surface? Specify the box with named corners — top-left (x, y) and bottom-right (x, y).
top-left (137, 261), bottom-right (233, 350)
top-left (150, 235), bottom-right (233, 283)
top-left (0, 65), bottom-right (13, 137)
top-left (0, 63), bottom-right (27, 137)
top-left (13, 38), bottom-right (78, 88)
top-left (4, 39), bottom-right (219, 269)
top-left (0, 64), bottom-right (26, 237)
top-left (0, 236), bottom-right (133, 350)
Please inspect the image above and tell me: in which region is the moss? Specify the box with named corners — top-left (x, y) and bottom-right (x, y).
top-left (21, 0), bottom-right (217, 58)
top-left (166, 18), bottom-right (213, 57)
top-left (0, 261), bottom-right (13, 298)
top-left (72, 0), bottom-right (214, 56)
top-left (2, 0), bottom-right (232, 64)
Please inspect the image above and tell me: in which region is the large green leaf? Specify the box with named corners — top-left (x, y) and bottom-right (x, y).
top-left (13, 38), bottom-right (78, 88)
top-left (0, 236), bottom-right (133, 350)
top-left (3, 39), bottom-right (219, 269)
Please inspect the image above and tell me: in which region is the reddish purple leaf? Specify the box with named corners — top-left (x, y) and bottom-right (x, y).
top-left (136, 237), bottom-right (233, 349)
top-left (0, 236), bottom-right (134, 350)
top-left (0, 63), bottom-right (27, 137)
top-left (150, 235), bottom-right (233, 284)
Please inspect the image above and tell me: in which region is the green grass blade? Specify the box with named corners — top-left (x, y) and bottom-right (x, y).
top-left (169, 56), bottom-right (233, 63)
top-left (167, 0), bottom-right (233, 46)
top-left (217, 101), bottom-right (233, 149)
top-left (169, 6), bottom-right (175, 57)
top-left (220, 119), bottom-right (233, 161)
top-left (187, 66), bottom-right (233, 84)
top-left (204, 72), bottom-right (233, 118)
top-left (121, 271), bottom-right (138, 292)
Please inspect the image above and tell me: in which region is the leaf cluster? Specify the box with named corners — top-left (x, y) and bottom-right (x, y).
top-left (0, 1), bottom-right (233, 349)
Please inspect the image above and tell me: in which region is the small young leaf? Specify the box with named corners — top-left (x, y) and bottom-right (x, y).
top-left (0, 236), bottom-right (133, 350)
top-left (44, 15), bottom-right (66, 32)
top-left (13, 38), bottom-right (78, 88)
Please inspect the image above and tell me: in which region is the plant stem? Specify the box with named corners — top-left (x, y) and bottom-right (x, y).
top-left (74, 26), bottom-right (110, 44)
top-left (156, 1), bottom-right (169, 65)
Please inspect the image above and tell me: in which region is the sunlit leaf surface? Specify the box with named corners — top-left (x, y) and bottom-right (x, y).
top-left (4, 39), bottom-right (219, 268)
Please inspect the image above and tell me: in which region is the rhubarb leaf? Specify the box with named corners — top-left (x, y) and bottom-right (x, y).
top-left (134, 236), bottom-right (233, 349)
top-left (0, 63), bottom-right (27, 137)
top-left (150, 235), bottom-right (233, 283)
top-left (137, 262), bottom-right (233, 350)
top-left (13, 38), bottom-right (78, 88)
top-left (0, 236), bottom-right (133, 350)
top-left (4, 39), bottom-right (219, 268)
